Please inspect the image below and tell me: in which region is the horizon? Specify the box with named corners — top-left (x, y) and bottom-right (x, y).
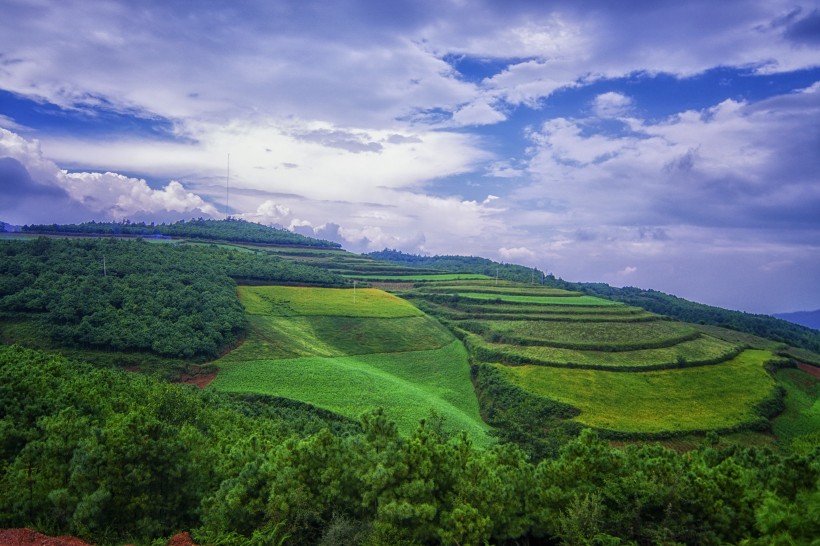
top-left (1, 0), bottom-right (819, 314)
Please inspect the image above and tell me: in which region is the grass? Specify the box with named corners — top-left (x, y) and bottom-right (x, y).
top-left (467, 331), bottom-right (739, 369)
top-left (211, 285), bottom-right (490, 444)
top-left (220, 315), bottom-right (454, 361)
top-left (346, 273), bottom-right (493, 281)
top-left (462, 319), bottom-right (699, 350)
top-left (452, 293), bottom-right (622, 306)
top-left (772, 368), bottom-right (820, 454)
top-left (238, 285), bottom-right (423, 317)
top-left (418, 285), bottom-right (580, 296)
top-left (212, 341), bottom-right (491, 443)
top-left (494, 349), bottom-right (778, 433)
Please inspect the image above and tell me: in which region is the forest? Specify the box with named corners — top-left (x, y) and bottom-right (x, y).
top-left (0, 237), bottom-right (342, 359)
top-left (1, 344), bottom-right (817, 546)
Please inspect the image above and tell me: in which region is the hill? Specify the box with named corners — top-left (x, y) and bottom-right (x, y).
top-left (775, 309), bottom-right (820, 331)
top-left (367, 250), bottom-right (820, 356)
top-left (1, 223), bottom-right (819, 544)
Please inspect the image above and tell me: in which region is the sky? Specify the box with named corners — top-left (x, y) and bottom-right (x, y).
top-left (0, 0), bottom-right (819, 314)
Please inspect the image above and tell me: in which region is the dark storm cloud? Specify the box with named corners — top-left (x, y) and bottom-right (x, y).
top-left (0, 157), bottom-right (68, 199)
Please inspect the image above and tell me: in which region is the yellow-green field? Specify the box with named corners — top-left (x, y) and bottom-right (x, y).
top-left (494, 349), bottom-right (778, 433)
top-left (239, 285), bottom-right (423, 317)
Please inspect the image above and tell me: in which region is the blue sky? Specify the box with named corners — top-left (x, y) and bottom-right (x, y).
top-left (1, 0), bottom-right (819, 314)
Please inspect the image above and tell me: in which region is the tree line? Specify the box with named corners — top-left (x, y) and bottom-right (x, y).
top-left (21, 218), bottom-right (342, 248)
top-left (0, 344), bottom-right (816, 545)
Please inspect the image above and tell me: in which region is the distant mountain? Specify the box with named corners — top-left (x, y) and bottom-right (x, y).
top-left (0, 221), bottom-right (21, 232)
top-left (774, 310), bottom-right (820, 331)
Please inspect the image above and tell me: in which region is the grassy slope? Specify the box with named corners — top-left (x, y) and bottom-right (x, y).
top-left (495, 349), bottom-right (777, 433)
top-left (772, 368), bottom-right (820, 453)
top-left (210, 286), bottom-right (490, 443)
top-left (212, 341), bottom-right (489, 442)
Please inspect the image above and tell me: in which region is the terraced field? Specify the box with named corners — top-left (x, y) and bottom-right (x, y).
top-left (405, 279), bottom-right (782, 437)
top-left (494, 350), bottom-right (777, 433)
top-left (209, 285), bottom-right (490, 443)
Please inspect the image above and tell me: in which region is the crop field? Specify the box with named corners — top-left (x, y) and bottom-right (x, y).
top-left (461, 319), bottom-right (700, 350)
top-left (212, 341), bottom-right (489, 442)
top-left (494, 350), bottom-right (778, 433)
top-left (419, 285), bottom-right (580, 296)
top-left (220, 315), bottom-right (453, 361)
top-left (211, 285), bottom-right (490, 443)
top-left (238, 285), bottom-right (423, 317)
top-left (345, 273), bottom-right (492, 281)
top-left (772, 368), bottom-right (820, 453)
top-left (451, 292), bottom-right (622, 306)
top-left (465, 330), bottom-right (739, 369)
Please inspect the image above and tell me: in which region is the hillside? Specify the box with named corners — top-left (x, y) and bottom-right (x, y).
top-left (0, 221), bottom-right (818, 544)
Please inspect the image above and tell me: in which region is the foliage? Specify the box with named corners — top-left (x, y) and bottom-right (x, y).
top-left (2, 344), bottom-right (817, 545)
top-left (0, 238), bottom-right (342, 359)
top-left (21, 218), bottom-right (341, 248)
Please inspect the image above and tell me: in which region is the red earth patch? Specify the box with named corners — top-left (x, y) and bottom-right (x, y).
top-left (0, 529), bottom-right (92, 546)
top-left (796, 361), bottom-right (820, 379)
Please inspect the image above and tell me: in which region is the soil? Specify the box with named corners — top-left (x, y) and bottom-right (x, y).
top-left (796, 361), bottom-right (820, 379)
top-left (178, 368), bottom-right (218, 389)
top-left (0, 529), bottom-right (92, 546)
top-left (0, 530), bottom-right (199, 546)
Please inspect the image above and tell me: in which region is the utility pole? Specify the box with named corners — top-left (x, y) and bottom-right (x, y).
top-left (353, 279), bottom-right (357, 304)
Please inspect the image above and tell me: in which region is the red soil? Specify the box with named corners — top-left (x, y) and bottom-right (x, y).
top-left (0, 529), bottom-right (92, 546)
top-left (0, 530), bottom-right (199, 546)
top-left (797, 361), bottom-right (820, 379)
top-left (178, 368), bottom-right (218, 389)
top-left (166, 532), bottom-right (198, 546)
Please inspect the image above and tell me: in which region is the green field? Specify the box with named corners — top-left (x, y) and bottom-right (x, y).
top-left (211, 286), bottom-right (490, 443)
top-left (418, 285), bottom-right (579, 296)
top-left (462, 319), bottom-right (700, 350)
top-left (452, 292), bottom-right (622, 306)
top-left (466, 331), bottom-right (738, 369)
top-left (346, 273), bottom-right (493, 281)
top-left (239, 285), bottom-right (422, 317)
top-left (495, 350), bottom-right (778, 433)
top-left (220, 315), bottom-right (453, 361)
top-left (212, 341), bottom-right (489, 442)
top-left (772, 368), bottom-right (820, 453)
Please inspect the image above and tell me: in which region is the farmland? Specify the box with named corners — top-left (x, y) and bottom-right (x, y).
top-left (210, 285), bottom-right (490, 443)
top-left (404, 278), bottom-right (789, 440)
top-left (493, 350), bottom-right (777, 433)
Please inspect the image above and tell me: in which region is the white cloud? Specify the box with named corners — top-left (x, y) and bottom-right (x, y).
top-left (0, 128), bottom-right (217, 222)
top-left (592, 92), bottom-right (633, 118)
top-left (499, 246), bottom-right (536, 262)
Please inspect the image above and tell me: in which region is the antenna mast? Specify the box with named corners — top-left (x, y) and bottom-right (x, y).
top-left (225, 153), bottom-right (230, 220)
